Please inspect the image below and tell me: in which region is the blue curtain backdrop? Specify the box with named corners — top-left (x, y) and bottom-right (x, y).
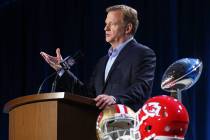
top-left (0, 0), bottom-right (209, 139)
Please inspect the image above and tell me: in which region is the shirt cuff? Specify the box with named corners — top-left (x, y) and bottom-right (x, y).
top-left (57, 69), bottom-right (65, 77)
top-left (111, 96), bottom-right (117, 103)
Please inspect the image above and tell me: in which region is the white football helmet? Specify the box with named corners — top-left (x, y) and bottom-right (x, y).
top-left (96, 104), bottom-right (140, 140)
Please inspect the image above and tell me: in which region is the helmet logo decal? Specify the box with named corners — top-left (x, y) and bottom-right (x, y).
top-left (142, 102), bottom-right (161, 117)
top-left (137, 102), bottom-right (161, 137)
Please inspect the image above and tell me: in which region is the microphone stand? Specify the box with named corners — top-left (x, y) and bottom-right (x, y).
top-left (37, 72), bottom-right (57, 94)
top-left (51, 74), bottom-right (59, 92)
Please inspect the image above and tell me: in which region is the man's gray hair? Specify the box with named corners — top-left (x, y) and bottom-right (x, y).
top-left (106, 5), bottom-right (139, 35)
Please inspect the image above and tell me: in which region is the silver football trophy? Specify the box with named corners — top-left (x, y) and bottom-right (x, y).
top-left (161, 58), bottom-right (203, 102)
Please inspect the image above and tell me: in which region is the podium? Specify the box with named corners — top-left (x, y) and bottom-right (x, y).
top-left (3, 92), bottom-right (100, 140)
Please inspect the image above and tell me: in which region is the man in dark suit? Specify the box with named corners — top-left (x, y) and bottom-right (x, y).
top-left (40, 5), bottom-right (156, 112)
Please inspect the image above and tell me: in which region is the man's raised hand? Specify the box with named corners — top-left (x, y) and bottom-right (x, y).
top-left (40, 48), bottom-right (63, 71)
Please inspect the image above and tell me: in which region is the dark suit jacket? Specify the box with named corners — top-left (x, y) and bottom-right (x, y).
top-left (57, 39), bottom-right (156, 112)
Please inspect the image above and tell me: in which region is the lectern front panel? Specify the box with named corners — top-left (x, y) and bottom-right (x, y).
top-left (9, 101), bottom-right (57, 140)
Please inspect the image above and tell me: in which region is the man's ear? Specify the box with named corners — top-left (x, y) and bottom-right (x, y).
top-left (125, 23), bottom-right (133, 34)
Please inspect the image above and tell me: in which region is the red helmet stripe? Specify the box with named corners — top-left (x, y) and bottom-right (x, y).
top-left (115, 104), bottom-right (120, 113)
top-left (124, 105), bottom-right (128, 113)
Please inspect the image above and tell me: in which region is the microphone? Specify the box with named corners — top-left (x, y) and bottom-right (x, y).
top-left (59, 51), bottom-right (84, 86)
top-left (60, 56), bottom-right (75, 70)
top-left (37, 72), bottom-right (57, 94)
top-left (60, 50), bottom-right (84, 70)
top-left (50, 54), bottom-right (78, 93)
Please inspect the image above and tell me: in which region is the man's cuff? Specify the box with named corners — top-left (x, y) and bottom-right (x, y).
top-left (57, 69), bottom-right (65, 77)
top-left (111, 96), bottom-right (117, 103)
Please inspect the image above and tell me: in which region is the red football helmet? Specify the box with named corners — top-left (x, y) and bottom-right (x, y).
top-left (137, 95), bottom-right (189, 140)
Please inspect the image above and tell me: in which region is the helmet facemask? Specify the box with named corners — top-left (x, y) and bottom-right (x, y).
top-left (97, 105), bottom-right (140, 140)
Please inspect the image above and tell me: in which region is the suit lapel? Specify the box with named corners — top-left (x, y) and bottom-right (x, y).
top-left (100, 55), bottom-right (109, 85)
top-left (101, 39), bottom-right (137, 93)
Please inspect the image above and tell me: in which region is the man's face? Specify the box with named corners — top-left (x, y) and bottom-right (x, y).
top-left (104, 10), bottom-right (127, 46)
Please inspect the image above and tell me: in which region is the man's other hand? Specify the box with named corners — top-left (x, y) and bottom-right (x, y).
top-left (94, 94), bottom-right (116, 109)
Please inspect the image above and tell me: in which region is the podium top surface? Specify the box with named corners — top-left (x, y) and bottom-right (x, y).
top-left (3, 92), bottom-right (96, 113)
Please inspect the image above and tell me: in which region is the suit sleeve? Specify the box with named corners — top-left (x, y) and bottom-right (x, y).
top-left (56, 67), bottom-right (98, 98)
top-left (114, 48), bottom-right (156, 111)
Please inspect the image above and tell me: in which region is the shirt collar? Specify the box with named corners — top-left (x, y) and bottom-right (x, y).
top-left (108, 37), bottom-right (134, 57)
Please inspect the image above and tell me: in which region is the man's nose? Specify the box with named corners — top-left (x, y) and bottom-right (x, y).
top-left (104, 25), bottom-right (110, 31)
